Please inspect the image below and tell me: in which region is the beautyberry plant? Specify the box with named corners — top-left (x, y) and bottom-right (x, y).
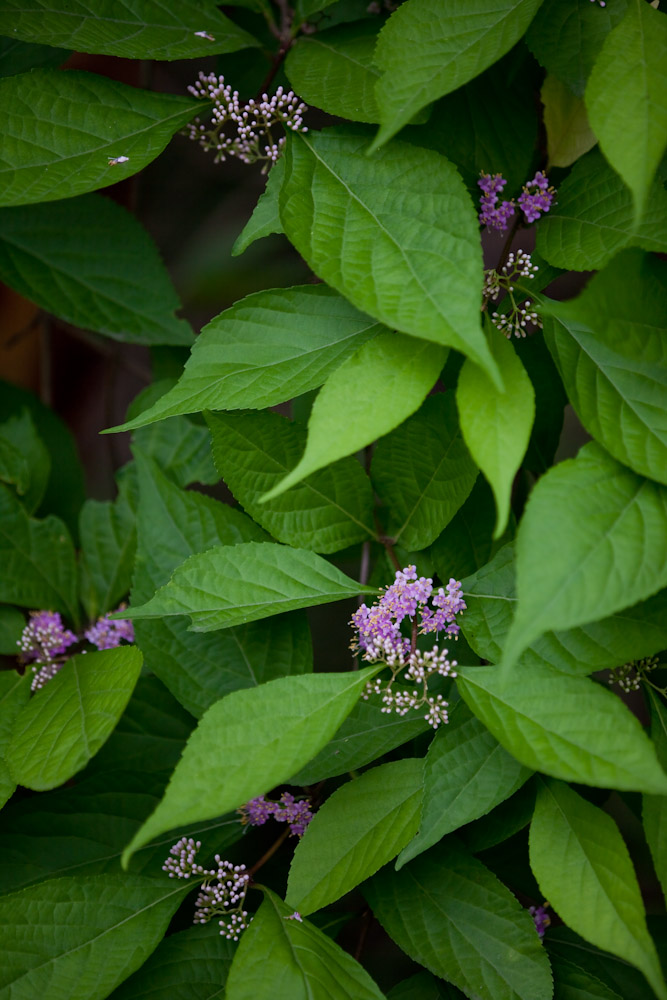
top-left (0, 1), bottom-right (666, 999)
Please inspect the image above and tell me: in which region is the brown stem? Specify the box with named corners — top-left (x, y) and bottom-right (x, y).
top-left (494, 210), bottom-right (523, 277)
top-left (247, 827), bottom-right (290, 877)
top-left (353, 909), bottom-right (373, 962)
top-left (410, 617), bottom-right (418, 657)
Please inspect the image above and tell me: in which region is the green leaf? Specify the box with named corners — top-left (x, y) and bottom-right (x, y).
top-left (457, 326), bottom-right (535, 538)
top-left (0, 69), bottom-right (198, 206)
top-left (0, 36), bottom-right (70, 76)
top-left (551, 956), bottom-right (625, 1000)
top-left (396, 701), bottom-right (531, 869)
top-left (543, 252), bottom-right (667, 485)
top-left (0, 605), bottom-right (25, 654)
top-left (294, 0), bottom-right (338, 23)
top-left (429, 477), bottom-right (510, 582)
top-left (542, 74), bottom-right (597, 169)
top-left (459, 778), bottom-right (537, 854)
top-left (530, 778), bottom-right (667, 1000)
top-left (526, 0), bottom-right (629, 97)
top-left (225, 888), bottom-right (386, 999)
top-left (78, 494), bottom-right (136, 621)
top-left (503, 442), bottom-right (667, 667)
top-left (0, 408), bottom-right (49, 513)
top-left (537, 149), bottom-right (667, 272)
top-left (132, 420), bottom-right (217, 489)
top-left (285, 22), bottom-right (381, 124)
top-left (388, 972), bottom-right (465, 1000)
top-left (366, 838), bottom-right (553, 1000)
top-left (108, 285), bottom-right (383, 432)
top-left (0, 873), bottom-right (189, 1000)
top-left (231, 157), bottom-right (284, 257)
top-left (131, 452), bottom-right (311, 717)
top-left (123, 540), bottom-right (372, 630)
top-left (122, 667), bottom-right (377, 863)
top-left (371, 0), bottom-right (545, 149)
top-left (262, 331), bottom-right (447, 499)
top-left (286, 758), bottom-right (423, 914)
top-left (290, 699), bottom-right (429, 785)
top-left (520, 325), bottom-right (568, 476)
top-left (0, 484), bottom-right (79, 623)
top-left (207, 409), bottom-right (376, 553)
top-left (7, 645), bottom-right (142, 791)
top-left (0, 670), bottom-right (30, 808)
top-left (585, 0), bottom-right (667, 220)
top-left (371, 393), bottom-right (478, 552)
top-left (405, 54), bottom-right (539, 197)
top-left (279, 127), bottom-right (499, 384)
top-left (0, 0), bottom-right (257, 59)
top-left (0, 434), bottom-right (28, 497)
top-left (0, 196), bottom-right (193, 344)
top-left (108, 923), bottom-right (235, 1000)
top-left (643, 689), bottom-right (667, 906)
top-left (457, 661), bottom-right (667, 793)
top-left (462, 542), bottom-right (667, 676)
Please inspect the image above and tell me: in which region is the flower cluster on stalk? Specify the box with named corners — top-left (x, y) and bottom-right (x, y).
top-left (351, 566), bottom-right (465, 729)
top-left (483, 249), bottom-right (542, 339)
top-left (239, 791), bottom-right (313, 836)
top-left (18, 607), bottom-right (135, 691)
top-left (184, 73), bottom-right (308, 170)
top-left (529, 903), bottom-right (551, 939)
top-left (478, 171), bottom-right (555, 233)
top-left (163, 837), bottom-right (252, 940)
top-left (608, 656), bottom-right (661, 694)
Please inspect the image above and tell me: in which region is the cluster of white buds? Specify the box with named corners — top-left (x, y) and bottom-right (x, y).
top-left (608, 656), bottom-right (660, 694)
top-left (184, 73), bottom-right (308, 170)
top-left (361, 643), bottom-right (457, 729)
top-left (484, 250), bottom-right (543, 339)
top-left (163, 837), bottom-right (252, 940)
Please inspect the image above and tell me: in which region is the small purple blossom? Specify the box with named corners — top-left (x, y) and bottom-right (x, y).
top-left (84, 608), bottom-right (134, 650)
top-left (18, 611), bottom-right (77, 663)
top-left (239, 792), bottom-right (313, 837)
top-left (286, 911), bottom-right (303, 922)
top-left (478, 172), bottom-right (516, 232)
top-left (518, 172), bottom-right (555, 224)
top-left (529, 904), bottom-right (551, 939)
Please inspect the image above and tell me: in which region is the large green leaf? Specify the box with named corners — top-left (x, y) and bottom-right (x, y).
top-left (0, 874), bottom-right (189, 1000)
top-left (290, 699), bottom-right (429, 785)
top-left (0, 484), bottom-right (79, 624)
top-left (0, 605), bottom-right (24, 654)
top-left (285, 22), bottom-right (381, 124)
top-left (122, 667), bottom-right (377, 862)
top-left (109, 285), bottom-right (383, 432)
top-left (231, 157), bottom-right (284, 257)
top-left (131, 453), bottom-right (311, 717)
top-left (0, 408), bottom-right (49, 513)
top-left (78, 494), bottom-right (136, 621)
top-left (207, 410), bottom-right (376, 553)
top-left (643, 689), bottom-right (667, 906)
top-left (543, 252), bottom-right (667, 486)
top-left (503, 442), bottom-right (667, 667)
top-left (262, 331), bottom-right (447, 499)
top-left (108, 923), bottom-right (235, 1000)
top-left (429, 477), bottom-right (510, 582)
top-left (0, 35), bottom-right (69, 76)
top-left (541, 74), bottom-right (597, 169)
top-left (225, 888), bottom-right (386, 1000)
top-left (550, 955), bottom-right (624, 1000)
top-left (279, 127), bottom-right (499, 384)
top-left (0, 196), bottom-right (193, 344)
top-left (7, 646), bottom-right (142, 791)
top-left (396, 701), bottom-right (531, 869)
top-left (0, 0), bottom-right (256, 59)
top-left (0, 430), bottom-right (28, 497)
top-left (462, 542), bottom-right (667, 675)
top-left (371, 393), bottom-right (478, 552)
top-left (526, 0), bottom-right (629, 96)
top-left (585, 0), bottom-right (667, 220)
top-left (388, 972), bottom-right (464, 999)
top-left (530, 778), bottom-right (667, 1000)
top-left (366, 839), bottom-right (553, 1000)
top-left (371, 0), bottom-right (545, 148)
top-left (123, 540), bottom-right (372, 630)
top-left (0, 670), bottom-right (30, 808)
top-left (286, 759), bottom-right (423, 915)
top-left (537, 150), bottom-right (667, 271)
top-left (0, 69), bottom-right (198, 206)
top-left (457, 326), bottom-right (535, 538)
top-left (457, 662), bottom-right (667, 793)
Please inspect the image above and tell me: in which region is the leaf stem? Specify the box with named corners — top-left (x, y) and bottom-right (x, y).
top-left (247, 826), bottom-right (291, 877)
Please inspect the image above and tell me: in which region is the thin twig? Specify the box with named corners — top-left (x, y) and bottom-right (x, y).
top-left (247, 827), bottom-right (290, 877)
top-left (353, 909), bottom-right (373, 962)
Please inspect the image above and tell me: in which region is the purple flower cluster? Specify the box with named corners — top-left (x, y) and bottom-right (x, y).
top-left (239, 791), bottom-right (313, 837)
top-left (163, 837), bottom-right (252, 941)
top-left (351, 566), bottom-right (464, 729)
top-left (529, 904), bottom-right (551, 939)
top-left (184, 72), bottom-right (308, 169)
top-left (478, 173), bottom-right (516, 232)
top-left (518, 172), bottom-right (555, 224)
top-left (84, 611), bottom-right (134, 650)
top-left (478, 171), bottom-right (556, 233)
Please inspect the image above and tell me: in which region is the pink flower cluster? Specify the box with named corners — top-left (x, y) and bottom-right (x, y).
top-left (239, 791), bottom-right (313, 837)
top-left (479, 171), bottom-right (556, 232)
